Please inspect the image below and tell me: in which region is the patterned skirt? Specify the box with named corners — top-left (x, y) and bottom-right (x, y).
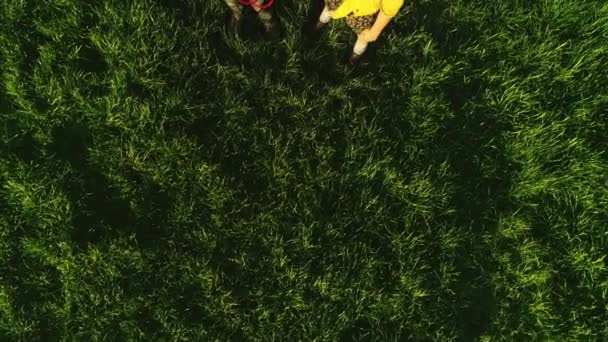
top-left (325, 0), bottom-right (377, 34)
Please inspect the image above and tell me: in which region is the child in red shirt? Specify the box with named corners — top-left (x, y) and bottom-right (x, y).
top-left (224, 0), bottom-right (276, 35)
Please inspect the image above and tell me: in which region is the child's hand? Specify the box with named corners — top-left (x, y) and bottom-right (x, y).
top-left (359, 29), bottom-right (380, 42)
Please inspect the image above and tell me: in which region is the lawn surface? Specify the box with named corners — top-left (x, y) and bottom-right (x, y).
top-left (1, 0), bottom-right (607, 340)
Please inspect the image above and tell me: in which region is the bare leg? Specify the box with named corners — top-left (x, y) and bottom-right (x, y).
top-left (346, 15), bottom-right (375, 63)
top-left (348, 36), bottom-right (368, 64)
top-left (253, 0), bottom-right (274, 32)
top-left (319, 6), bottom-right (333, 24)
top-left (224, 0), bottom-right (242, 21)
top-left (353, 36), bottom-right (368, 55)
top-left (314, 5), bottom-right (334, 31)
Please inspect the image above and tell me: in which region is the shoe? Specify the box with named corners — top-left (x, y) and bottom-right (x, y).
top-left (314, 20), bottom-right (328, 32)
top-left (348, 52), bottom-right (362, 65)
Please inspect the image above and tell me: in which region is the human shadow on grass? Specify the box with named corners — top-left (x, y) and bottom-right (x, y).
top-left (300, 37), bottom-right (345, 85)
top-left (185, 112), bottom-right (271, 200)
top-left (48, 123), bottom-right (170, 251)
top-left (298, 0), bottom-right (351, 83)
top-left (433, 78), bottom-right (513, 341)
top-left (75, 38), bottom-right (111, 99)
top-left (334, 78), bottom-right (509, 342)
top-left (49, 123), bottom-right (132, 249)
top-left (334, 6), bottom-right (513, 342)
top-left (2, 115), bottom-right (42, 163)
top-left (169, 0), bottom-right (509, 339)
top-left (406, 0), bottom-right (482, 58)
top-left (77, 39), bottom-right (108, 75)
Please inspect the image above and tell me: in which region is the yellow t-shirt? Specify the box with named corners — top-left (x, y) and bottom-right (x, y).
top-left (332, 0), bottom-right (404, 19)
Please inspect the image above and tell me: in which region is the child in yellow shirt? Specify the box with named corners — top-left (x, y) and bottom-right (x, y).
top-left (315, 0), bottom-right (404, 64)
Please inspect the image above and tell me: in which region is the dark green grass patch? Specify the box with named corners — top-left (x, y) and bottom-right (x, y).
top-left (1, 0), bottom-right (607, 340)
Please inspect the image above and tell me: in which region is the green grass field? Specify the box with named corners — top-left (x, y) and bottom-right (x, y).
top-left (1, 0), bottom-right (607, 340)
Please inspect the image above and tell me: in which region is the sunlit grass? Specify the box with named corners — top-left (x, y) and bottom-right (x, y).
top-left (1, 0), bottom-right (607, 340)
